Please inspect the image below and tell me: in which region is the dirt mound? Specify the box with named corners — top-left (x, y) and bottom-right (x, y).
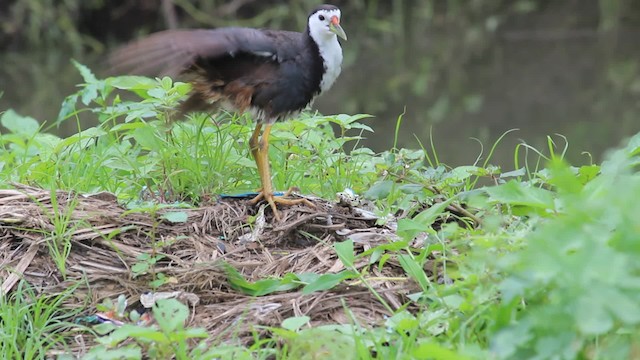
top-left (0, 184), bottom-right (433, 351)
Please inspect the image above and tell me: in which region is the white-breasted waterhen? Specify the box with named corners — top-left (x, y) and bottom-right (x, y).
top-left (109, 4), bottom-right (347, 221)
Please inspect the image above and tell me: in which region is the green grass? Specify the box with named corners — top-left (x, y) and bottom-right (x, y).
top-left (0, 282), bottom-right (80, 359)
top-left (2, 63), bottom-right (640, 359)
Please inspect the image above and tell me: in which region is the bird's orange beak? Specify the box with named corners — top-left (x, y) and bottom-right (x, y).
top-left (329, 15), bottom-right (347, 41)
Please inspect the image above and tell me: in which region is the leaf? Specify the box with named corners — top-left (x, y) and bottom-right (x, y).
top-left (154, 299), bottom-right (188, 333)
top-left (182, 327), bottom-right (208, 339)
top-left (54, 127), bottom-right (106, 152)
top-left (282, 316), bottom-right (310, 331)
top-left (485, 180), bottom-right (555, 210)
top-left (162, 211), bottom-right (188, 223)
top-left (223, 264), bottom-right (299, 296)
top-left (364, 180), bottom-right (393, 199)
top-left (398, 254), bottom-right (430, 291)
top-left (397, 199), bottom-right (452, 239)
top-left (576, 294), bottom-right (613, 335)
top-left (132, 126), bottom-right (163, 151)
top-left (72, 60), bottom-right (97, 83)
top-left (295, 272), bottom-right (320, 284)
top-left (147, 87), bottom-right (166, 99)
top-left (577, 164), bottom-right (600, 184)
top-left (57, 93), bottom-right (79, 123)
top-left (334, 239), bottom-right (354, 268)
top-left (302, 271), bottom-right (357, 294)
top-left (1, 109), bottom-right (40, 136)
top-left (84, 345), bottom-right (142, 360)
top-left (399, 183), bottom-right (424, 194)
top-left (500, 167), bottom-right (526, 178)
top-left (446, 165), bottom-right (479, 182)
top-left (108, 75), bottom-right (158, 90)
top-left (412, 341), bottom-right (468, 360)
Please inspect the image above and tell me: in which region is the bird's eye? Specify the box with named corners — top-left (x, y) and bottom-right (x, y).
top-left (319, 15), bottom-right (325, 21)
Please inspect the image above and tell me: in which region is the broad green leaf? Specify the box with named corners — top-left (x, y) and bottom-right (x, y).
top-left (485, 180), bottom-right (555, 209)
top-left (147, 87), bottom-right (166, 99)
top-left (54, 127), bottom-right (106, 152)
top-left (575, 291), bottom-right (613, 335)
top-left (501, 167), bottom-right (526, 178)
top-left (302, 271), bottom-right (357, 294)
top-left (397, 199), bottom-right (452, 239)
top-left (132, 126), bottom-right (164, 151)
top-left (1, 109), bottom-right (40, 136)
top-left (334, 239), bottom-right (354, 268)
top-left (57, 93), bottom-right (79, 123)
top-left (447, 165), bottom-right (479, 182)
top-left (398, 254), bottom-right (430, 291)
top-left (84, 345), bottom-right (142, 360)
top-left (296, 272), bottom-right (320, 284)
top-left (413, 341), bottom-right (469, 360)
top-left (73, 60), bottom-right (97, 83)
top-left (154, 299), bottom-right (188, 333)
top-left (80, 84), bottom-right (100, 105)
top-left (282, 316), bottom-right (310, 331)
top-left (224, 264), bottom-right (298, 296)
top-left (162, 211), bottom-right (189, 223)
top-left (108, 75), bottom-right (158, 90)
top-left (97, 324), bottom-right (165, 345)
top-left (364, 180), bottom-right (393, 199)
top-left (181, 327), bottom-right (208, 339)
top-left (577, 164), bottom-right (600, 184)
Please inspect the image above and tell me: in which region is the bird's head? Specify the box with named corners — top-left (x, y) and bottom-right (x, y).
top-left (308, 5), bottom-right (347, 42)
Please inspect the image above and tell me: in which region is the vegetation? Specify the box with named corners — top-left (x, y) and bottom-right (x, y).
top-left (1, 63), bottom-right (640, 359)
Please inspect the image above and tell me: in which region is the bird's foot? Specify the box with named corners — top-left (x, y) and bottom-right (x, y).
top-left (248, 188), bottom-right (315, 221)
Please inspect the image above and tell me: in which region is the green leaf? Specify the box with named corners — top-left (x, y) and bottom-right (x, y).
top-left (302, 271), bottom-right (357, 294)
top-left (147, 87), bottom-right (166, 99)
top-left (1, 109), bottom-right (40, 136)
top-left (577, 164), bottom-right (600, 184)
top-left (132, 126), bottom-right (164, 151)
top-left (485, 180), bottom-right (555, 209)
top-left (412, 341), bottom-right (468, 360)
top-left (181, 327), bottom-right (208, 339)
top-left (57, 93), bottom-right (79, 123)
top-left (162, 211), bottom-right (189, 223)
top-left (282, 316), bottom-right (310, 331)
top-left (224, 264), bottom-right (299, 296)
top-left (84, 345), bottom-right (142, 360)
top-left (447, 165), bottom-right (479, 182)
top-left (54, 127), bottom-right (106, 151)
top-left (364, 180), bottom-right (393, 199)
top-left (108, 76), bottom-right (158, 90)
top-left (72, 60), bottom-right (97, 83)
top-left (154, 299), bottom-right (188, 333)
top-left (576, 294), bottom-right (613, 335)
top-left (334, 239), bottom-right (355, 268)
top-left (398, 254), bottom-right (430, 291)
top-left (501, 167), bottom-right (526, 178)
top-left (397, 199), bottom-right (452, 239)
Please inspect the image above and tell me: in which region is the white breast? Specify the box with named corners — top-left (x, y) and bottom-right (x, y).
top-left (317, 38), bottom-right (343, 94)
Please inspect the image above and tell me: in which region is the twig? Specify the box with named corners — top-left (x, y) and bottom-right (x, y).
top-left (1, 240), bottom-right (40, 296)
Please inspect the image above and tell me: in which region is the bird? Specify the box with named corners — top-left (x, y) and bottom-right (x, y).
top-left (109, 4), bottom-right (347, 221)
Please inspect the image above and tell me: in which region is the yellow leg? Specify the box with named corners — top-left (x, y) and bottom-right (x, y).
top-left (248, 124), bottom-right (314, 221)
top-left (249, 123), bottom-right (262, 162)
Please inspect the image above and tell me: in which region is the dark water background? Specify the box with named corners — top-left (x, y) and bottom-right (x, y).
top-left (2, 1), bottom-right (639, 168)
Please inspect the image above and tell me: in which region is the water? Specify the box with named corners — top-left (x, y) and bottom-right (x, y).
top-left (2, 14), bottom-right (639, 169)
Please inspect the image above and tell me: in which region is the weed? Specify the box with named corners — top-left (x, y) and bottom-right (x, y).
top-left (0, 281), bottom-right (79, 358)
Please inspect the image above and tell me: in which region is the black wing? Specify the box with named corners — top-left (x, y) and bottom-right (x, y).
top-left (108, 28), bottom-right (292, 78)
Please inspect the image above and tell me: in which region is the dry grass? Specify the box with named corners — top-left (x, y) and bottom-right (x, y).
top-left (0, 184), bottom-right (429, 352)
